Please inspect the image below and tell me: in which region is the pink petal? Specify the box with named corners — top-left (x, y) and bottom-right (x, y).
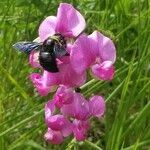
top-left (58, 57), bottom-right (86, 87)
top-left (29, 51), bottom-right (41, 68)
top-left (46, 115), bottom-right (72, 137)
top-left (60, 102), bottom-right (75, 118)
top-left (61, 93), bottom-right (90, 120)
top-left (72, 94), bottom-right (90, 120)
top-left (70, 34), bottom-right (96, 74)
top-left (72, 119), bottom-right (90, 141)
top-left (54, 86), bottom-right (74, 108)
top-left (61, 125), bottom-right (72, 137)
top-left (29, 71), bottom-right (60, 96)
top-left (29, 73), bottom-right (51, 96)
top-left (56, 3), bottom-right (86, 37)
top-left (45, 100), bottom-right (56, 123)
top-left (38, 16), bottom-right (57, 42)
top-left (89, 31), bottom-right (116, 63)
top-left (89, 95), bottom-right (105, 118)
top-left (44, 128), bottom-right (63, 144)
top-left (91, 61), bottom-right (115, 80)
top-left (46, 115), bottom-right (67, 130)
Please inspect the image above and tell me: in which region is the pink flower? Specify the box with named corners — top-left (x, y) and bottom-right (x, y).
top-left (29, 71), bottom-right (60, 96)
top-left (70, 31), bottom-right (116, 80)
top-left (30, 57), bottom-right (86, 96)
top-left (46, 115), bottom-right (72, 137)
top-left (30, 3), bottom-right (86, 69)
top-left (61, 92), bottom-right (90, 120)
top-left (44, 86), bottom-right (106, 143)
top-left (44, 99), bottom-right (72, 144)
top-left (39, 3), bottom-right (86, 42)
top-left (56, 87), bottom-right (105, 121)
top-left (29, 3), bottom-right (87, 96)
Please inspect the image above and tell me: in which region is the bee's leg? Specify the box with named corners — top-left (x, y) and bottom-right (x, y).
top-left (75, 87), bottom-right (81, 93)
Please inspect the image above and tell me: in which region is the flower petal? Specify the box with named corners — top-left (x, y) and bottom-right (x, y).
top-left (46, 115), bottom-right (67, 130)
top-left (29, 73), bottom-right (51, 96)
top-left (58, 57), bottom-right (86, 87)
top-left (38, 16), bottom-right (57, 42)
top-left (70, 34), bottom-right (96, 74)
top-left (89, 31), bottom-right (116, 63)
top-left (89, 95), bottom-right (105, 118)
top-left (54, 85), bottom-right (74, 108)
top-left (46, 115), bottom-right (72, 137)
top-left (45, 100), bottom-right (56, 123)
top-left (29, 51), bottom-right (40, 68)
top-left (91, 61), bottom-right (115, 80)
top-left (61, 93), bottom-right (90, 120)
top-left (72, 119), bottom-right (90, 141)
top-left (56, 3), bottom-right (86, 37)
top-left (44, 128), bottom-right (63, 144)
top-left (29, 71), bottom-right (60, 96)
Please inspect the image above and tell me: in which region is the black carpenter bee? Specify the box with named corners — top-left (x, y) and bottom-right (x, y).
top-left (13, 34), bottom-right (69, 73)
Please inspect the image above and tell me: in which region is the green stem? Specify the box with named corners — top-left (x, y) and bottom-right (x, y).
top-left (85, 140), bottom-right (103, 150)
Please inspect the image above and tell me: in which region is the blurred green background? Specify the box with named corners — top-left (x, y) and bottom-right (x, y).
top-left (0, 0), bottom-right (150, 149)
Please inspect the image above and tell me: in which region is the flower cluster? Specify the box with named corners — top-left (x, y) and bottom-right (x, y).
top-left (44, 86), bottom-right (105, 144)
top-left (28, 3), bottom-right (116, 144)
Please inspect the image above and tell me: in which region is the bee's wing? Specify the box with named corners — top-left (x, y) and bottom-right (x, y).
top-left (53, 44), bottom-right (69, 57)
top-left (13, 42), bottom-right (42, 53)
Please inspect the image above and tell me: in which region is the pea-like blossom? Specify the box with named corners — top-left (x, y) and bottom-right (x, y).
top-left (44, 86), bottom-right (105, 144)
top-left (60, 92), bottom-right (90, 120)
top-left (44, 100), bottom-right (72, 144)
top-left (29, 3), bottom-right (87, 96)
top-left (30, 57), bottom-right (86, 96)
top-left (70, 31), bottom-right (116, 80)
top-left (39, 3), bottom-right (86, 42)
